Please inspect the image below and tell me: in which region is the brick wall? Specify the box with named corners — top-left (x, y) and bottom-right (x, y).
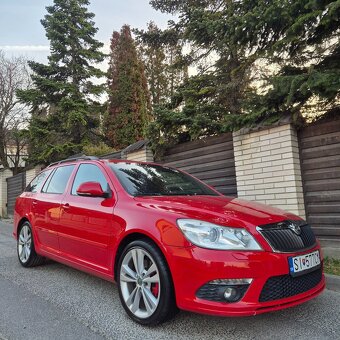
top-left (233, 124), bottom-right (306, 218)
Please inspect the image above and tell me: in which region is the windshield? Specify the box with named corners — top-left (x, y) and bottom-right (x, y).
top-left (109, 162), bottom-right (219, 197)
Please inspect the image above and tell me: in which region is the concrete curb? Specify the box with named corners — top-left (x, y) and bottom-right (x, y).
top-left (325, 273), bottom-right (340, 292)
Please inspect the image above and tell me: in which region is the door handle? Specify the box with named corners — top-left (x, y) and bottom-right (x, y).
top-left (62, 203), bottom-right (70, 210)
top-left (32, 200), bottom-right (38, 206)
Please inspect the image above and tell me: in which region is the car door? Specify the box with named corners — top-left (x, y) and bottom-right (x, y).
top-left (32, 165), bottom-right (75, 254)
top-left (58, 163), bottom-right (116, 272)
top-left (22, 168), bottom-right (53, 244)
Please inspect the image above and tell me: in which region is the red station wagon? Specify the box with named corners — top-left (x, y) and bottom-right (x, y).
top-left (14, 156), bottom-right (325, 325)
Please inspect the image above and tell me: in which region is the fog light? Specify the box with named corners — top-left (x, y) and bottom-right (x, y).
top-left (196, 279), bottom-right (253, 303)
top-left (224, 287), bottom-right (237, 300)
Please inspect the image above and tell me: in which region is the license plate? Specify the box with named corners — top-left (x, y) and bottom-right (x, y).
top-left (288, 250), bottom-right (321, 277)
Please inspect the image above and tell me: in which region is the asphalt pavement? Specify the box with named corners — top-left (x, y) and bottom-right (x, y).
top-left (0, 220), bottom-right (339, 340)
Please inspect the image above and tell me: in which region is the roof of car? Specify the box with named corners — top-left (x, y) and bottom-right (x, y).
top-left (46, 155), bottom-right (161, 168)
top-left (47, 155), bottom-right (99, 168)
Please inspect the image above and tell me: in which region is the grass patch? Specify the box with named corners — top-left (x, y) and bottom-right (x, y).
top-left (324, 257), bottom-right (340, 276)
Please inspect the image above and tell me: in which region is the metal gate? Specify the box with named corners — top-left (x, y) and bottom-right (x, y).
top-left (299, 119), bottom-right (340, 241)
top-left (6, 172), bottom-right (26, 216)
top-left (162, 133), bottom-right (237, 196)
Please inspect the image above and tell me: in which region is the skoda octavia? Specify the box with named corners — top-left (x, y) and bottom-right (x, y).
top-left (14, 157), bottom-right (325, 325)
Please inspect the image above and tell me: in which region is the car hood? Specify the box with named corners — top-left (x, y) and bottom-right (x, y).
top-left (133, 195), bottom-right (301, 230)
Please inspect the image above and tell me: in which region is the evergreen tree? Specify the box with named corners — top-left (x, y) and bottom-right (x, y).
top-left (17, 0), bottom-right (105, 164)
top-left (105, 25), bottom-right (151, 149)
top-left (244, 0), bottom-right (340, 123)
top-left (136, 22), bottom-right (187, 106)
top-left (146, 0), bottom-right (339, 156)
top-left (144, 1), bottom-right (257, 154)
top-left (136, 22), bottom-right (168, 106)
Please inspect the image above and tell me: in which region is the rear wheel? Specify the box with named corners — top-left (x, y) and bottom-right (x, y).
top-left (117, 239), bottom-right (177, 325)
top-left (17, 222), bottom-right (45, 267)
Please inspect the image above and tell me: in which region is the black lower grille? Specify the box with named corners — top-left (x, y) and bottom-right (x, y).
top-left (259, 268), bottom-right (323, 302)
top-left (258, 221), bottom-right (316, 252)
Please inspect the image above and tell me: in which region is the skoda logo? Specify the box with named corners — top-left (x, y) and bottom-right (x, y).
top-left (288, 223), bottom-right (301, 235)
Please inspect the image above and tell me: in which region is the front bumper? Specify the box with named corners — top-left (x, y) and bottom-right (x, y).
top-left (166, 244), bottom-right (325, 316)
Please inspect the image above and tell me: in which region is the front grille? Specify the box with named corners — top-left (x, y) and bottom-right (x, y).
top-left (259, 268), bottom-right (322, 302)
top-left (258, 221), bottom-right (316, 252)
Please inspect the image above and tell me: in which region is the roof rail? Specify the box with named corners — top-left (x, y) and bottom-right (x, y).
top-left (47, 155), bottom-right (99, 168)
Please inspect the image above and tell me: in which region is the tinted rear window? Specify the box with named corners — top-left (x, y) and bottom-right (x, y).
top-left (42, 165), bottom-right (75, 194)
top-left (109, 162), bottom-right (218, 197)
top-left (25, 169), bottom-right (53, 193)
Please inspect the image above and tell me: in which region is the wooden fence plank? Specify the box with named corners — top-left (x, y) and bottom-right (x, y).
top-left (164, 133), bottom-right (233, 154)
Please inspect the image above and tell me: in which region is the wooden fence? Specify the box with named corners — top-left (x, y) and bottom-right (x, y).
top-left (299, 118), bottom-right (340, 241)
top-left (162, 133), bottom-right (237, 197)
top-left (6, 172), bottom-right (26, 216)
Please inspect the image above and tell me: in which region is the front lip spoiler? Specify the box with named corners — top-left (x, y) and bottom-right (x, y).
top-left (253, 281), bottom-right (325, 315)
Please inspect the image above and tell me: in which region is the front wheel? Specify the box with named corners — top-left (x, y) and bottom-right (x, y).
top-left (117, 239), bottom-right (177, 325)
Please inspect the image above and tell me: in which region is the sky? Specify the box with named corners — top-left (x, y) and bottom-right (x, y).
top-left (0, 0), bottom-right (172, 63)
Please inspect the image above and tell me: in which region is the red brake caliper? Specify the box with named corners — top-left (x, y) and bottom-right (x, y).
top-left (151, 283), bottom-right (159, 297)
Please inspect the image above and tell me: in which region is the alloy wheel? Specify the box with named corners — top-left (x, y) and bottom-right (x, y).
top-left (120, 247), bottom-right (161, 319)
top-left (18, 224), bottom-right (32, 264)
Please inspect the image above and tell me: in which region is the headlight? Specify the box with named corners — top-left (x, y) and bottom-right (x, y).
top-left (177, 219), bottom-right (262, 250)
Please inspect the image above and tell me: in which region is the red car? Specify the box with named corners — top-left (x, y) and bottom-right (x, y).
top-left (13, 156), bottom-right (325, 325)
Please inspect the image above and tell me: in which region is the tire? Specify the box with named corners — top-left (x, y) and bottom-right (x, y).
top-left (17, 221), bottom-right (45, 267)
top-left (117, 239), bottom-right (178, 326)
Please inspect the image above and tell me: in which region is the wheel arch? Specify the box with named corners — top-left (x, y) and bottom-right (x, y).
top-left (16, 217), bottom-right (30, 239)
top-left (113, 231), bottom-right (174, 287)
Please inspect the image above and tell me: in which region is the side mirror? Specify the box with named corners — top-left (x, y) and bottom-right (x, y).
top-left (76, 182), bottom-right (110, 198)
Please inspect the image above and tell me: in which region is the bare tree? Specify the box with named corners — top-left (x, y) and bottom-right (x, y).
top-left (0, 51), bottom-right (31, 174)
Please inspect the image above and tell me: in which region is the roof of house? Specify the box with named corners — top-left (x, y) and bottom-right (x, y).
top-left (122, 140), bottom-right (149, 155)
top-left (99, 151), bottom-right (122, 159)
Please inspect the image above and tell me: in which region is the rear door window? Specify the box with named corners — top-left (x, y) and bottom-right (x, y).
top-left (42, 165), bottom-right (75, 194)
top-left (25, 169), bottom-right (53, 193)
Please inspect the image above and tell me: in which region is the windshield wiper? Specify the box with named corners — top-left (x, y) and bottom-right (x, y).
top-left (134, 193), bottom-right (163, 197)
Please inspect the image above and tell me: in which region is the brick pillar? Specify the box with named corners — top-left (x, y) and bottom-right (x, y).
top-left (0, 169), bottom-right (13, 218)
top-left (125, 147), bottom-right (154, 162)
top-left (233, 124), bottom-right (306, 218)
